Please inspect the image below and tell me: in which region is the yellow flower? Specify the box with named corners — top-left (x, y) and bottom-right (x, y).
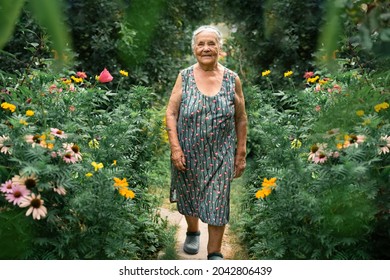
top-left (71, 75), bottom-right (83, 83)
top-left (119, 70), bottom-right (129, 77)
top-left (363, 118), bottom-right (371, 126)
top-left (26, 110), bottom-right (35, 117)
top-left (336, 143), bottom-right (343, 150)
top-left (307, 76), bottom-right (319, 83)
top-left (255, 187), bottom-right (272, 199)
top-left (88, 139), bottom-right (100, 149)
top-left (262, 177), bottom-right (277, 188)
top-left (62, 79), bottom-right (72, 85)
top-left (86, 173), bottom-right (93, 177)
top-left (262, 70), bottom-right (271, 77)
top-left (356, 110), bottom-right (364, 117)
top-left (19, 119), bottom-right (28, 126)
top-left (374, 102), bottom-right (389, 112)
top-left (319, 79), bottom-right (328, 85)
top-left (91, 161), bottom-right (104, 171)
top-left (284, 70), bottom-right (293, 78)
top-left (291, 139), bottom-right (302, 149)
top-left (113, 177), bottom-right (129, 188)
top-left (112, 160), bottom-right (117, 166)
top-left (1, 102), bottom-right (16, 112)
top-left (118, 187), bottom-right (135, 199)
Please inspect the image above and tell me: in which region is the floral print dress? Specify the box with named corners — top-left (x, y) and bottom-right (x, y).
top-left (170, 65), bottom-right (237, 226)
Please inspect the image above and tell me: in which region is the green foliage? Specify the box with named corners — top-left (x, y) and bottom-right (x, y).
top-left (0, 62), bottom-right (167, 259)
top-left (239, 59), bottom-right (389, 259)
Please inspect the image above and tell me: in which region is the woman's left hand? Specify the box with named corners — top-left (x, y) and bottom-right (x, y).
top-left (234, 156), bottom-right (246, 178)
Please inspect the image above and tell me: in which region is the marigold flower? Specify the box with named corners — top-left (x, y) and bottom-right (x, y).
top-left (255, 187), bottom-right (272, 199)
top-left (91, 161), bottom-right (104, 171)
top-left (119, 70), bottom-right (129, 77)
top-left (307, 76), bottom-right (319, 83)
top-left (1, 102), bottom-right (16, 112)
top-left (261, 177), bottom-right (277, 188)
top-left (71, 75), bottom-right (83, 83)
top-left (113, 177), bottom-right (129, 188)
top-left (284, 70), bottom-right (293, 78)
top-left (85, 173), bottom-right (93, 177)
top-left (19, 119), bottom-right (28, 126)
top-left (356, 110), bottom-right (364, 117)
top-left (118, 187), bottom-right (135, 199)
top-left (26, 110), bottom-right (35, 117)
top-left (262, 70), bottom-right (271, 77)
top-left (98, 68), bottom-right (113, 83)
top-left (374, 102), bottom-right (389, 112)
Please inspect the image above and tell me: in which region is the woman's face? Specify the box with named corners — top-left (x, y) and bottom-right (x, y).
top-left (193, 31), bottom-right (220, 66)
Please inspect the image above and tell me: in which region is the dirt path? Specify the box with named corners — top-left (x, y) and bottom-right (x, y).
top-left (159, 206), bottom-right (237, 260)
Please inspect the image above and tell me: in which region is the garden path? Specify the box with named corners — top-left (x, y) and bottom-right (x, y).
top-left (159, 207), bottom-right (234, 260)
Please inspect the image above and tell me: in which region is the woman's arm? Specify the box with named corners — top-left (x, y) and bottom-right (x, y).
top-left (166, 73), bottom-right (186, 171)
top-left (233, 75), bottom-right (247, 178)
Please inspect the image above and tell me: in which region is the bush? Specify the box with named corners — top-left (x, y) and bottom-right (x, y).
top-left (0, 62), bottom-right (167, 259)
top-left (239, 63), bottom-right (389, 259)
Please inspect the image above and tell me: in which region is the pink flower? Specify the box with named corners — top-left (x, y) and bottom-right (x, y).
top-left (333, 84), bottom-right (341, 92)
top-left (0, 180), bottom-right (13, 193)
top-left (63, 152), bottom-right (77, 164)
top-left (63, 143), bottom-right (82, 161)
top-left (50, 128), bottom-right (67, 139)
top-left (98, 68), bottom-right (113, 83)
top-left (313, 152), bottom-right (327, 164)
top-left (5, 184), bottom-right (31, 205)
top-left (379, 135), bottom-right (390, 155)
top-left (0, 135), bottom-right (11, 154)
top-left (304, 71), bottom-right (314, 79)
top-left (76, 71), bottom-right (87, 79)
top-left (315, 105), bottom-right (321, 112)
top-left (19, 193), bottom-right (47, 220)
top-left (53, 186), bottom-right (67, 195)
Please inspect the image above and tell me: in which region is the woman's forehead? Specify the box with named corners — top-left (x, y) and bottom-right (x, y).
top-left (195, 31), bottom-right (218, 42)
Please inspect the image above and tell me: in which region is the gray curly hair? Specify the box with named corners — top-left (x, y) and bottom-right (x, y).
top-left (191, 25), bottom-right (223, 50)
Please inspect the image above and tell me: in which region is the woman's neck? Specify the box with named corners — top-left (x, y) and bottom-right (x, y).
top-left (196, 63), bottom-right (220, 72)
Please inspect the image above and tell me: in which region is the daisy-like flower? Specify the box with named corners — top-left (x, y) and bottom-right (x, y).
top-left (308, 144), bottom-right (319, 161)
top-left (0, 135), bottom-right (12, 154)
top-left (19, 193), bottom-right (47, 220)
top-left (378, 135), bottom-right (390, 155)
top-left (113, 177), bottom-right (129, 188)
top-left (343, 134), bottom-right (365, 148)
top-left (91, 161), bottom-right (104, 171)
top-left (12, 173), bottom-right (38, 190)
top-left (313, 152), bottom-right (327, 164)
top-left (50, 128), bottom-right (67, 139)
top-left (63, 152), bottom-right (77, 164)
top-left (5, 184), bottom-right (31, 205)
top-left (0, 180), bottom-right (13, 193)
top-left (25, 134), bottom-right (48, 148)
top-left (53, 186), bottom-right (67, 195)
top-left (63, 143), bottom-right (82, 161)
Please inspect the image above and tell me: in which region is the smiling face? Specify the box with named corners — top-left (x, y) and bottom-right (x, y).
top-left (193, 31), bottom-right (220, 67)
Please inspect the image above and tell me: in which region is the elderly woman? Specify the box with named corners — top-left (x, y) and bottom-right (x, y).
top-left (166, 25), bottom-right (247, 260)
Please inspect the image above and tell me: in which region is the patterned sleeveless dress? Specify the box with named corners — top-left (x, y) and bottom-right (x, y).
top-left (170, 65), bottom-right (237, 226)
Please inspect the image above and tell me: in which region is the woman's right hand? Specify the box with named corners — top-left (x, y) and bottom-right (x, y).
top-left (171, 149), bottom-right (186, 171)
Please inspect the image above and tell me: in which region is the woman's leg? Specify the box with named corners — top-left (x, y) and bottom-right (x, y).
top-left (185, 215), bottom-right (199, 232)
top-left (207, 224), bottom-right (225, 254)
